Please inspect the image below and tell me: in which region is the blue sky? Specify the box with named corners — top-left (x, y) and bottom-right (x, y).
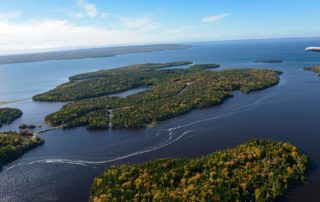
top-left (0, 0), bottom-right (319, 54)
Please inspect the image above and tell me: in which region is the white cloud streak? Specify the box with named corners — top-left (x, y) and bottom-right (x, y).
top-left (120, 17), bottom-right (156, 31)
top-left (65, 0), bottom-right (107, 19)
top-left (77, 0), bottom-right (97, 18)
top-left (201, 13), bottom-right (230, 23)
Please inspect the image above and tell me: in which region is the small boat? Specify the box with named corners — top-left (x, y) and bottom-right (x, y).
top-left (305, 47), bottom-right (320, 52)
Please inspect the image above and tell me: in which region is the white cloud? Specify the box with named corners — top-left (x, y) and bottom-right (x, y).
top-left (0, 19), bottom-right (161, 54)
top-left (65, 0), bottom-right (110, 19)
top-left (0, 8), bottom-right (232, 54)
top-left (201, 13), bottom-right (230, 23)
top-left (165, 13), bottom-right (231, 35)
top-left (120, 17), bottom-right (156, 31)
top-left (0, 11), bottom-right (22, 21)
top-left (77, 0), bottom-right (97, 18)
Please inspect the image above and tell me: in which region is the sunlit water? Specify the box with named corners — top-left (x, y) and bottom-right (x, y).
top-left (0, 38), bottom-right (320, 202)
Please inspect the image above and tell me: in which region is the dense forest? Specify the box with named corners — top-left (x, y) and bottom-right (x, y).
top-left (33, 61), bottom-right (193, 101)
top-left (0, 108), bottom-right (23, 127)
top-left (189, 64), bottom-right (220, 70)
top-left (304, 66), bottom-right (320, 75)
top-left (90, 139), bottom-right (308, 202)
top-left (37, 62), bottom-right (281, 129)
top-left (0, 131), bottom-right (43, 170)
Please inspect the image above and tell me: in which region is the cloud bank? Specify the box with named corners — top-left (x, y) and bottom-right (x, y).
top-left (0, 19), bottom-right (161, 54)
top-left (0, 0), bottom-right (231, 54)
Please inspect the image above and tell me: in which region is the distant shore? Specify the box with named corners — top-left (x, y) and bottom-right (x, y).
top-left (0, 44), bottom-right (190, 65)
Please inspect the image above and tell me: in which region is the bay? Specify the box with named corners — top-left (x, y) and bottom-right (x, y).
top-left (0, 38), bottom-right (320, 202)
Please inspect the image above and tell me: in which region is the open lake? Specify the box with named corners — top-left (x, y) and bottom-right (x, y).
top-left (0, 38), bottom-right (320, 202)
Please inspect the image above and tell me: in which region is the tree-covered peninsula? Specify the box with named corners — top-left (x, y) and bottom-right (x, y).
top-left (34, 62), bottom-right (281, 129)
top-left (33, 61), bottom-right (193, 101)
top-left (304, 66), bottom-right (320, 75)
top-left (0, 108), bottom-right (23, 127)
top-left (189, 64), bottom-right (220, 70)
top-left (90, 140), bottom-right (308, 202)
top-left (0, 131), bottom-right (43, 170)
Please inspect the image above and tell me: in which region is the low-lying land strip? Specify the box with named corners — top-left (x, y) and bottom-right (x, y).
top-left (0, 98), bottom-right (28, 105)
top-left (34, 62), bottom-right (281, 129)
top-left (304, 66), bottom-right (320, 75)
top-left (0, 44), bottom-right (189, 65)
top-left (255, 60), bottom-right (282, 63)
top-left (90, 139), bottom-right (308, 202)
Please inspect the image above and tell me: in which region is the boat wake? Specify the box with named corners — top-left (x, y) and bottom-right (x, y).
top-left (3, 92), bottom-right (277, 172)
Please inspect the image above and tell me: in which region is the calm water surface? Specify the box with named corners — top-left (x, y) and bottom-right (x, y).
top-left (0, 38), bottom-right (320, 202)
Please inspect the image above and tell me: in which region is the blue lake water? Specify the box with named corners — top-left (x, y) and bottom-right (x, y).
top-left (1, 38), bottom-right (320, 202)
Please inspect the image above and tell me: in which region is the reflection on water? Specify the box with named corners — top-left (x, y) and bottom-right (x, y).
top-left (0, 99), bottom-right (66, 132)
top-left (1, 38), bottom-right (320, 202)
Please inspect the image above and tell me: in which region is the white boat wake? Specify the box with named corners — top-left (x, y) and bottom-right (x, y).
top-left (3, 92), bottom-right (277, 172)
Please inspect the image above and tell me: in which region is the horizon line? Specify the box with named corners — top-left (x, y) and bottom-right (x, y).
top-left (0, 35), bottom-right (319, 57)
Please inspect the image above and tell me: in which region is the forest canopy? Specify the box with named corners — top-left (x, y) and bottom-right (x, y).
top-left (0, 108), bottom-right (22, 127)
top-left (90, 139), bottom-right (308, 202)
top-left (0, 131), bottom-right (43, 170)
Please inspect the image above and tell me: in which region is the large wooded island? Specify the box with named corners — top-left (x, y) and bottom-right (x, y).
top-left (0, 108), bottom-right (22, 128)
top-left (34, 62), bottom-right (281, 129)
top-left (90, 140), bottom-right (307, 202)
top-left (0, 132), bottom-right (43, 171)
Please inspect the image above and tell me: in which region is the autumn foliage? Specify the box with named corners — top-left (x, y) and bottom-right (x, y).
top-left (90, 140), bottom-right (307, 202)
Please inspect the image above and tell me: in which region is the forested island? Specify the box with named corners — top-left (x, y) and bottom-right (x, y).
top-left (304, 66), bottom-right (320, 75)
top-left (0, 131), bottom-right (43, 170)
top-left (90, 139), bottom-right (308, 202)
top-left (34, 62), bottom-right (281, 129)
top-left (0, 108), bottom-right (23, 127)
top-left (255, 60), bottom-right (282, 64)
